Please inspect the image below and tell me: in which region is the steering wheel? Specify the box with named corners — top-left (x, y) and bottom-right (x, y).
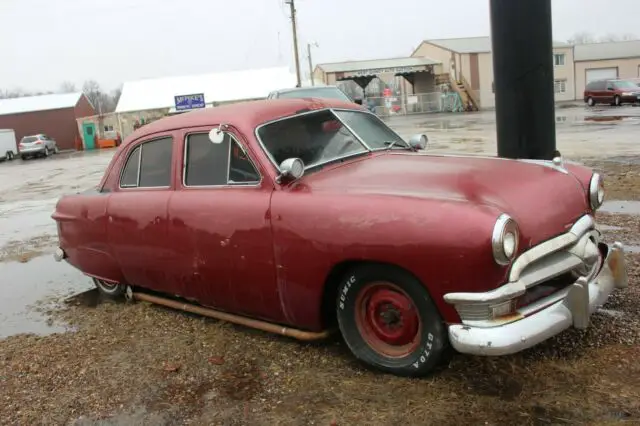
top-left (337, 138), bottom-right (358, 156)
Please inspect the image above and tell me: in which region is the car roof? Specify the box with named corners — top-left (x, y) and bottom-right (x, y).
top-left (127, 97), bottom-right (363, 143)
top-left (273, 86), bottom-right (336, 94)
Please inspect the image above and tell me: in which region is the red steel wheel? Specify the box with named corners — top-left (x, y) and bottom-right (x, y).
top-left (336, 264), bottom-right (448, 377)
top-left (354, 282), bottom-right (421, 358)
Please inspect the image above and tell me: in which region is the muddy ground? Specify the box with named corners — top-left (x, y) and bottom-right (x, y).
top-left (1, 107), bottom-right (639, 425)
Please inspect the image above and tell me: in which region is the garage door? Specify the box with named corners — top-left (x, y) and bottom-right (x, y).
top-left (586, 67), bottom-right (618, 83)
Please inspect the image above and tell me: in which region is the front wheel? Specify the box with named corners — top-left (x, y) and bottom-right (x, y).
top-left (336, 264), bottom-right (448, 377)
top-left (93, 278), bottom-right (126, 299)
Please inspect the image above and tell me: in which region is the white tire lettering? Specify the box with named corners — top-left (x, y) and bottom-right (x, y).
top-left (413, 334), bottom-right (437, 368)
top-left (338, 275), bottom-right (357, 310)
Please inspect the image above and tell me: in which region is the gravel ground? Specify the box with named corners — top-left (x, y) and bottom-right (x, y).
top-left (1, 160), bottom-right (639, 425)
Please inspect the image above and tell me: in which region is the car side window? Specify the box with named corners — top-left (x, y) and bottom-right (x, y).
top-left (120, 137), bottom-right (173, 188)
top-left (184, 133), bottom-right (260, 186)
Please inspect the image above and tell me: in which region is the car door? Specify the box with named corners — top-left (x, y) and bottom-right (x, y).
top-left (604, 81), bottom-right (616, 103)
top-left (166, 127), bottom-right (284, 322)
top-left (107, 133), bottom-right (176, 293)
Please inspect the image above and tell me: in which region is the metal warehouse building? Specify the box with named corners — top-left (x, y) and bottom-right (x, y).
top-left (573, 39), bottom-right (640, 97)
top-left (0, 93), bottom-right (95, 151)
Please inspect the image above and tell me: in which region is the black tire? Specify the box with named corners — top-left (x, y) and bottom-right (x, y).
top-left (336, 264), bottom-right (448, 377)
top-left (93, 278), bottom-right (126, 299)
top-left (587, 97), bottom-right (595, 107)
top-left (6, 151), bottom-right (14, 161)
top-left (21, 155), bottom-right (28, 161)
top-left (614, 95), bottom-right (621, 106)
top-left (44, 147), bottom-right (50, 157)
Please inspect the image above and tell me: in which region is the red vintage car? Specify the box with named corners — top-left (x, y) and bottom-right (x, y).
top-left (52, 98), bottom-right (628, 377)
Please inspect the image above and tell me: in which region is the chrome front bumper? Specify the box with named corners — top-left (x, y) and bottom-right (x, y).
top-left (447, 241), bottom-right (628, 356)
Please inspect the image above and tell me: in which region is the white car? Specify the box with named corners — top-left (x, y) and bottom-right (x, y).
top-left (18, 134), bottom-right (59, 160)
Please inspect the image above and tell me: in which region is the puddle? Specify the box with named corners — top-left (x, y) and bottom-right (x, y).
top-left (625, 244), bottom-right (640, 254)
top-left (0, 198), bottom-right (58, 246)
top-left (599, 200), bottom-right (640, 215)
top-left (597, 224), bottom-right (624, 231)
top-left (0, 256), bottom-right (93, 338)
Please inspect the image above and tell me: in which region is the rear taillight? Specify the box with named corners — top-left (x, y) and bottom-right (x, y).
top-left (35, 140), bottom-right (43, 145)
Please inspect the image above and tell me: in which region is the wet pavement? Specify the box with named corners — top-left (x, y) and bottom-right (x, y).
top-left (386, 105), bottom-right (640, 158)
top-left (0, 105), bottom-right (638, 339)
top-left (0, 256), bottom-right (91, 338)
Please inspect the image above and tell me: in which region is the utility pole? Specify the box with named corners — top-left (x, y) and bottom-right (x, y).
top-left (285, 0), bottom-right (302, 87)
top-left (307, 42), bottom-right (318, 86)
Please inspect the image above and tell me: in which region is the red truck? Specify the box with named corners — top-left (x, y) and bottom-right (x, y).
top-left (52, 98), bottom-right (628, 377)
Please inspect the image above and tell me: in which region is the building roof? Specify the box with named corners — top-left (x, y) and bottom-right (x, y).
top-left (316, 57), bottom-right (440, 74)
top-left (574, 40), bottom-right (640, 62)
top-left (0, 92), bottom-right (83, 116)
top-left (115, 67), bottom-right (297, 113)
top-left (422, 36), bottom-right (570, 54)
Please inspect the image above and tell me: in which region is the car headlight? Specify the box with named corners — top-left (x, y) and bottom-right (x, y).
top-left (589, 173), bottom-right (605, 211)
top-left (492, 214), bottom-right (520, 265)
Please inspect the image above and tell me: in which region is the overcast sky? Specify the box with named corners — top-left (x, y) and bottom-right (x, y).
top-left (1, 0), bottom-right (639, 93)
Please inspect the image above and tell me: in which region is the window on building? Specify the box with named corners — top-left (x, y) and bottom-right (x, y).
top-left (184, 133), bottom-right (260, 187)
top-left (120, 137), bottom-right (173, 188)
top-left (554, 79), bottom-right (567, 94)
top-left (554, 54), bottom-right (565, 66)
top-left (104, 125), bottom-right (114, 132)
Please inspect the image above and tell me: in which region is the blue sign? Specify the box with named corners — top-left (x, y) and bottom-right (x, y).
top-left (174, 93), bottom-right (206, 111)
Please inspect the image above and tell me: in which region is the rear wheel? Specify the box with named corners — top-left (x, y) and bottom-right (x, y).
top-left (587, 97), bottom-right (595, 107)
top-left (5, 151), bottom-right (13, 161)
top-left (44, 147), bottom-right (50, 157)
top-left (93, 278), bottom-right (126, 299)
top-left (21, 155), bottom-right (28, 161)
top-left (614, 95), bottom-right (621, 106)
top-left (336, 264), bottom-right (448, 377)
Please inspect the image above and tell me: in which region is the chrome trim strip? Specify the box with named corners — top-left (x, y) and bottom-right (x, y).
top-left (518, 158), bottom-right (569, 174)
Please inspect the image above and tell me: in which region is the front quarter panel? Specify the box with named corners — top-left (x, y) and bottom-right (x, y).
top-left (270, 188), bottom-right (507, 330)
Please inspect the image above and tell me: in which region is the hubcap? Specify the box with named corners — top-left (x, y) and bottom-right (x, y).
top-left (355, 282), bottom-right (421, 357)
top-left (95, 278), bottom-right (119, 293)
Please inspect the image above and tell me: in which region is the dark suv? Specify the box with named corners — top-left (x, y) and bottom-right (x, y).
top-left (584, 79), bottom-right (640, 106)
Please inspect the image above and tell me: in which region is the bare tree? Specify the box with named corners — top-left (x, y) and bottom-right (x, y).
top-left (599, 33), bottom-right (621, 42)
top-left (59, 81), bottom-right (77, 93)
top-left (110, 85), bottom-right (123, 109)
top-left (567, 32), bottom-right (596, 44)
top-left (82, 79), bottom-right (103, 111)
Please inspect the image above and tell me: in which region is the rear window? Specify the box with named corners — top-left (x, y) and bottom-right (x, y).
top-left (20, 136), bottom-right (38, 143)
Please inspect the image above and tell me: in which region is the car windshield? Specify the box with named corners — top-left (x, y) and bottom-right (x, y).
top-left (258, 109), bottom-right (368, 169)
top-left (20, 136), bottom-right (38, 143)
top-left (333, 110), bottom-right (408, 150)
top-left (614, 80), bottom-right (638, 89)
top-left (277, 87), bottom-right (351, 101)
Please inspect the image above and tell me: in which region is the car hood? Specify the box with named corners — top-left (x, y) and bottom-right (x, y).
top-left (301, 152), bottom-right (591, 247)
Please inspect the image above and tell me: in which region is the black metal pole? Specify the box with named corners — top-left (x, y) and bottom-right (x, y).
top-left (490, 0), bottom-right (556, 160)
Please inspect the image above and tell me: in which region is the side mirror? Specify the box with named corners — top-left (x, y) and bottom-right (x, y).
top-left (277, 158), bottom-right (305, 183)
top-left (353, 98), bottom-right (363, 105)
top-left (408, 134), bottom-right (428, 150)
top-left (209, 124), bottom-right (227, 144)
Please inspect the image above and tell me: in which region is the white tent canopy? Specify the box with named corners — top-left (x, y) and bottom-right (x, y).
top-left (115, 67), bottom-right (297, 113)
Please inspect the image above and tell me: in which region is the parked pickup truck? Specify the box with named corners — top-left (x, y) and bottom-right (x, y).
top-left (52, 98), bottom-right (628, 377)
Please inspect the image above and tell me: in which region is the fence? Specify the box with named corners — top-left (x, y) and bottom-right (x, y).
top-left (363, 90), bottom-right (497, 116)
